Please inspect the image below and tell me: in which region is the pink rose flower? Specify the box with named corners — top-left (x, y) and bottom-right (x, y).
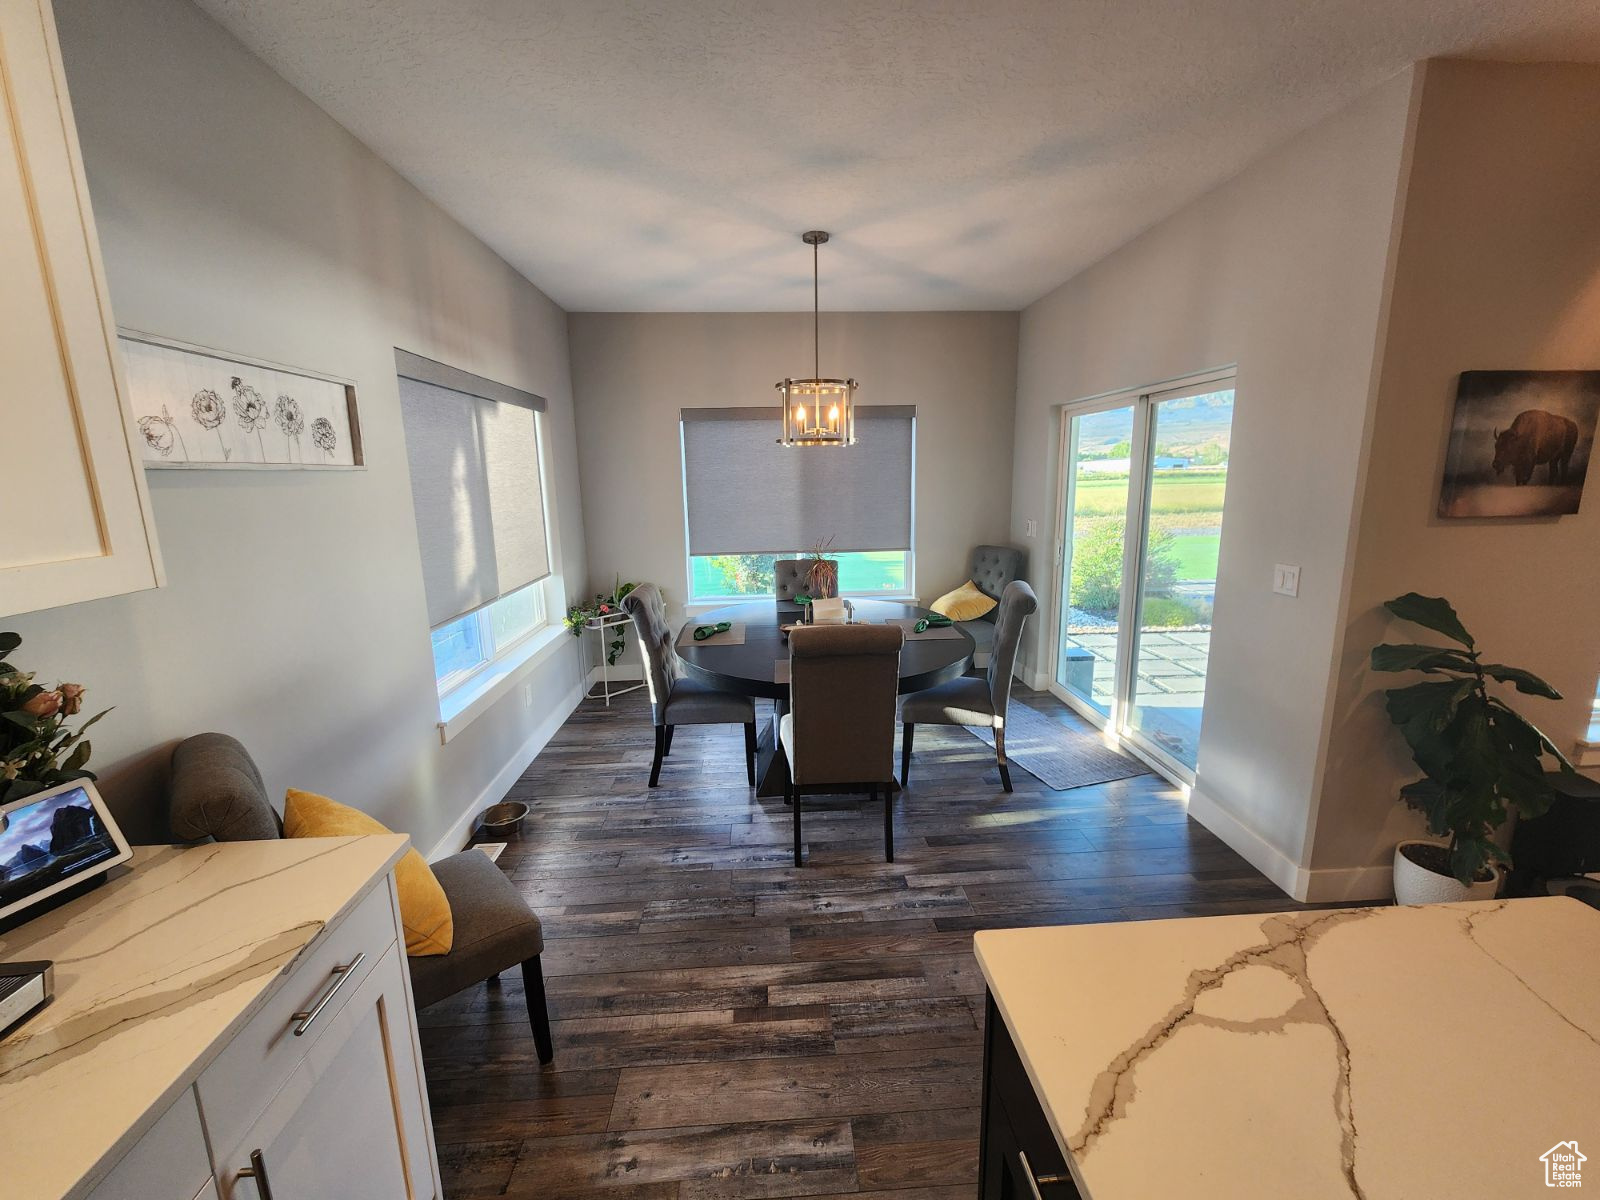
top-left (22, 690), bottom-right (62, 718)
top-left (58, 682), bottom-right (86, 716)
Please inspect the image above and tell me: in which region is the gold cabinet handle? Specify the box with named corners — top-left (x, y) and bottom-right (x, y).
top-left (290, 951), bottom-right (365, 1037)
top-left (1017, 1150), bottom-right (1073, 1200)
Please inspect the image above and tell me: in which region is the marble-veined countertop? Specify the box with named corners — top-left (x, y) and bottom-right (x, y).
top-left (0, 835), bottom-right (409, 1200)
top-left (975, 898), bottom-right (1600, 1199)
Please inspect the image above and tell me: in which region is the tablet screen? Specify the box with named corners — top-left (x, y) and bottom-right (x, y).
top-left (0, 785), bottom-right (124, 912)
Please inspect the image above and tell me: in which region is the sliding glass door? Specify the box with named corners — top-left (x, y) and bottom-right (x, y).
top-left (1053, 379), bottom-right (1234, 780)
top-left (1055, 403), bottom-right (1138, 719)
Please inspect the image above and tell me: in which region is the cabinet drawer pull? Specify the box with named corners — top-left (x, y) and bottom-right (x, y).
top-left (1016, 1151), bottom-right (1073, 1200)
top-left (290, 951), bottom-right (365, 1037)
top-left (238, 1149), bottom-right (275, 1199)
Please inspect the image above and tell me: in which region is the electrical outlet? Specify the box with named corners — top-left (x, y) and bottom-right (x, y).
top-left (1272, 563), bottom-right (1301, 597)
top-left (1024, 519), bottom-right (1038, 538)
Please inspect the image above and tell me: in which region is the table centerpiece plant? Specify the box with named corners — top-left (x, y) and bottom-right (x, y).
top-left (802, 537), bottom-right (839, 599)
top-left (1370, 592), bottom-right (1576, 903)
top-left (563, 579), bottom-right (641, 666)
top-left (1, 631), bottom-right (110, 805)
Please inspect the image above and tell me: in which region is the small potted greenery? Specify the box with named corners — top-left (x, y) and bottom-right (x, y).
top-left (563, 579), bottom-right (640, 666)
top-left (1371, 592), bottom-right (1575, 903)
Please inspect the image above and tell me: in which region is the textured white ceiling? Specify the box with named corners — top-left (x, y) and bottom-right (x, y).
top-left (193, 0), bottom-right (1600, 311)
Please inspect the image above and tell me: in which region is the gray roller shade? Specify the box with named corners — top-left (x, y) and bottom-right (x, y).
top-left (399, 367), bottom-right (550, 628)
top-left (682, 406), bottom-right (914, 555)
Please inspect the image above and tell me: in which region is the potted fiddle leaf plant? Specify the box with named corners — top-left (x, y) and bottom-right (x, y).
top-left (1371, 592), bottom-right (1575, 904)
top-left (801, 537), bottom-right (839, 599)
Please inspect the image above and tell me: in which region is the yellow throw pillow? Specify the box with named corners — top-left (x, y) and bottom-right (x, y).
top-left (283, 788), bottom-right (454, 957)
top-left (930, 579), bottom-right (998, 622)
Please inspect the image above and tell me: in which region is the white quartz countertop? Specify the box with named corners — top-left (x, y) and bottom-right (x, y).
top-left (975, 898), bottom-right (1600, 1200)
top-left (0, 834), bottom-right (409, 1200)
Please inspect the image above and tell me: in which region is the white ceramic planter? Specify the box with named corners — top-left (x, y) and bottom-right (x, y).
top-left (1392, 840), bottom-right (1502, 905)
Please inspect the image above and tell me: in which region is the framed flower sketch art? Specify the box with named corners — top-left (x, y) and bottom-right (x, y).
top-left (118, 330), bottom-right (364, 470)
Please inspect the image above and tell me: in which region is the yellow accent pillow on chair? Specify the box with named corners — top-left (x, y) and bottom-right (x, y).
top-left (930, 580), bottom-right (998, 622)
top-left (283, 788), bottom-right (454, 956)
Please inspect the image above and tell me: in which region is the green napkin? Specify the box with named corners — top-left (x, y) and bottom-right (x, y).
top-left (913, 614), bottom-right (955, 634)
top-left (693, 621), bottom-right (732, 641)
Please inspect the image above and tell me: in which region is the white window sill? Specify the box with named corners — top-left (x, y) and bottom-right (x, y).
top-left (437, 624), bottom-right (569, 743)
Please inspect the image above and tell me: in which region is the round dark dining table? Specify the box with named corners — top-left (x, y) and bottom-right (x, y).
top-left (676, 598), bottom-right (974, 795)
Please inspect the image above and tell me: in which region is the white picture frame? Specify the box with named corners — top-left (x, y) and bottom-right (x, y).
top-left (118, 329), bottom-right (364, 470)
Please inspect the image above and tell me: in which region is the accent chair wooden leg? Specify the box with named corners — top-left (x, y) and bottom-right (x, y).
top-left (995, 725), bottom-right (1013, 793)
top-left (791, 784), bottom-right (803, 868)
top-left (744, 721), bottom-right (757, 786)
top-left (664, 725), bottom-right (675, 755)
top-left (901, 722), bottom-right (915, 786)
top-left (884, 783), bottom-right (894, 863)
top-left (521, 955), bottom-right (554, 1065)
top-left (649, 725), bottom-right (666, 788)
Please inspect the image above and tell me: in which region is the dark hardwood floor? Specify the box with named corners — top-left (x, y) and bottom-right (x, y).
top-left (418, 685), bottom-right (1315, 1199)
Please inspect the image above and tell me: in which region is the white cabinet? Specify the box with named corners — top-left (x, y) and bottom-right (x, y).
top-left (73, 872), bottom-right (440, 1200)
top-left (212, 940), bottom-right (437, 1200)
top-left (0, 0), bottom-right (162, 618)
top-left (85, 1088), bottom-right (211, 1200)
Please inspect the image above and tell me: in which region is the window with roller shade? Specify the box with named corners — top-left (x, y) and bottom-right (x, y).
top-left (395, 350), bottom-right (553, 694)
top-left (681, 406), bottom-right (915, 601)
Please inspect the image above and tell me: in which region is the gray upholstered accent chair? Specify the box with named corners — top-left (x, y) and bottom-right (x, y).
top-left (780, 623), bottom-right (905, 866)
top-left (774, 559), bottom-right (809, 602)
top-left (167, 733), bottom-right (553, 1064)
top-left (957, 545), bottom-right (1028, 668)
top-left (901, 580), bottom-right (1038, 793)
top-left (620, 582), bottom-right (757, 788)
top-left (774, 558), bottom-right (839, 601)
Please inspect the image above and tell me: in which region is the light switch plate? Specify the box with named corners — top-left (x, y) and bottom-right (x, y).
top-left (1024, 519), bottom-right (1038, 538)
top-left (1273, 563), bottom-right (1301, 597)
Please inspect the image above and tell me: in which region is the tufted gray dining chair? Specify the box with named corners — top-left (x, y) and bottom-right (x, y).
top-left (901, 580), bottom-right (1038, 792)
top-left (773, 559), bottom-right (810, 602)
top-left (780, 623), bottom-right (905, 866)
top-left (956, 545), bottom-right (1028, 668)
top-left (620, 583), bottom-right (757, 788)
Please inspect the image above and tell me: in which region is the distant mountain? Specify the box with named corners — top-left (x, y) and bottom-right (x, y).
top-left (1078, 392), bottom-right (1233, 456)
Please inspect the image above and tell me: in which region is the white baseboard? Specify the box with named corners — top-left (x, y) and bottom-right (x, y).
top-left (425, 674), bottom-right (588, 861)
top-left (1299, 863), bottom-right (1394, 904)
top-left (1185, 786), bottom-right (1304, 900)
top-left (587, 664), bottom-right (643, 686)
top-left (1186, 787), bottom-right (1394, 903)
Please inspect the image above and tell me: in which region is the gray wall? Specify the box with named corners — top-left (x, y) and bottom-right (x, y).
top-left (1010, 71), bottom-right (1419, 896)
top-left (8, 0), bottom-right (589, 851)
top-left (569, 312), bottom-right (1020, 620)
top-left (1312, 61), bottom-right (1600, 879)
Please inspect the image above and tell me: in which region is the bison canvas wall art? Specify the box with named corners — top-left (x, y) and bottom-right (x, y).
top-left (1438, 371), bottom-right (1598, 518)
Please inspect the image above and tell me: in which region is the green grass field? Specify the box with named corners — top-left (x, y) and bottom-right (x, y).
top-left (1073, 469), bottom-right (1227, 585)
top-left (1170, 534), bottom-right (1222, 580)
top-left (1074, 469), bottom-right (1227, 515)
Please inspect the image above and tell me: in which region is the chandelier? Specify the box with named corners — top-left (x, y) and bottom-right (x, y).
top-left (776, 230), bottom-right (857, 447)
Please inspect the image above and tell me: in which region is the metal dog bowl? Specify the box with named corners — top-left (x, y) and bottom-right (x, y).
top-left (479, 800), bottom-right (530, 836)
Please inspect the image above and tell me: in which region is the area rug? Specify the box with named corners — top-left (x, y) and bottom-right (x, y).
top-left (967, 698), bottom-right (1150, 791)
